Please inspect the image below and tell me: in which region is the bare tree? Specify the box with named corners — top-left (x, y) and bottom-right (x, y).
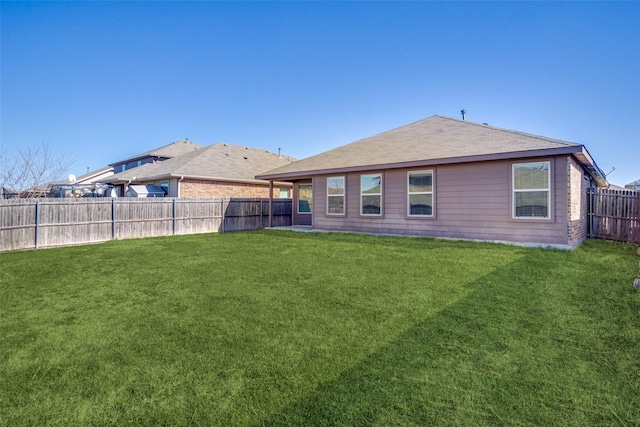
top-left (0, 142), bottom-right (74, 198)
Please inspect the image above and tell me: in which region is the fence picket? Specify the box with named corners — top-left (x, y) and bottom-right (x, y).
top-left (0, 198), bottom-right (292, 252)
top-left (588, 188), bottom-right (639, 243)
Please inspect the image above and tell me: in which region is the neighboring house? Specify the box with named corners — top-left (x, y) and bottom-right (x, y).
top-left (257, 115), bottom-right (608, 249)
top-left (625, 179), bottom-right (640, 191)
top-left (50, 166), bottom-right (116, 198)
top-left (109, 139), bottom-right (204, 174)
top-left (0, 187), bottom-right (19, 199)
top-left (101, 142), bottom-right (295, 198)
top-left (58, 166), bottom-right (115, 185)
top-left (607, 183), bottom-right (628, 191)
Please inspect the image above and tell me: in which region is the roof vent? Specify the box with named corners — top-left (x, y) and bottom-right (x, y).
top-left (461, 109), bottom-right (467, 120)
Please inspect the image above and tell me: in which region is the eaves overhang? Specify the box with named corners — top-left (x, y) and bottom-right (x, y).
top-left (573, 146), bottom-right (608, 187)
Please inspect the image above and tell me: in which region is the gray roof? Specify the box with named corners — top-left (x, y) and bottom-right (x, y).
top-left (109, 139), bottom-right (204, 165)
top-left (58, 166), bottom-right (114, 184)
top-left (104, 143), bottom-right (296, 184)
top-left (257, 115), bottom-right (606, 186)
top-left (625, 179), bottom-right (640, 190)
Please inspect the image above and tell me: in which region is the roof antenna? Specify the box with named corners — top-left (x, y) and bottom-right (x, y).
top-left (461, 109), bottom-right (467, 120)
top-left (278, 147), bottom-right (281, 158)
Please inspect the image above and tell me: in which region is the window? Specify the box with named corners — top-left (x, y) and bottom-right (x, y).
top-left (513, 162), bottom-right (550, 219)
top-left (298, 184), bottom-right (312, 214)
top-left (408, 170), bottom-right (433, 217)
top-left (279, 188), bottom-right (290, 198)
top-left (327, 176), bottom-right (345, 215)
top-left (361, 174), bottom-right (382, 216)
top-left (159, 182), bottom-right (169, 195)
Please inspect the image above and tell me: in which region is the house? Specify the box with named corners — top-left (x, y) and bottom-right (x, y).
top-left (101, 142), bottom-right (295, 198)
top-left (59, 166), bottom-right (115, 185)
top-left (257, 115), bottom-right (608, 249)
top-left (109, 139), bottom-right (204, 175)
top-left (625, 179), bottom-right (640, 192)
top-left (0, 187), bottom-right (19, 199)
top-left (50, 166), bottom-right (116, 198)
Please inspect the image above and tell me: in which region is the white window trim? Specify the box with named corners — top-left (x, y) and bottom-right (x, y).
top-left (326, 176), bottom-right (345, 216)
top-left (407, 170), bottom-right (434, 217)
top-left (360, 173), bottom-right (382, 216)
top-left (512, 161), bottom-right (551, 220)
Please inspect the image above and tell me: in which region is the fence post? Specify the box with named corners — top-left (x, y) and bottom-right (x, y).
top-left (221, 199), bottom-right (225, 233)
top-left (636, 192), bottom-right (640, 244)
top-left (34, 200), bottom-right (40, 249)
top-left (172, 199), bottom-right (177, 235)
top-left (111, 198), bottom-right (116, 240)
top-left (587, 187), bottom-right (595, 237)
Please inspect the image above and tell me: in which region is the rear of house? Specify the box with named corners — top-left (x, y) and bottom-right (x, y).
top-left (258, 115), bottom-right (607, 248)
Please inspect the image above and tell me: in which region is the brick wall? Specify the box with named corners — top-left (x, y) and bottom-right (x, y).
top-left (179, 179), bottom-right (287, 199)
top-left (567, 157), bottom-right (589, 247)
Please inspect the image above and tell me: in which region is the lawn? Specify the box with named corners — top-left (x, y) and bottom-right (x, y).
top-left (1, 230), bottom-right (639, 426)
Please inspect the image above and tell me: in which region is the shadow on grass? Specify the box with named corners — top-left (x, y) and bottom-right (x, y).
top-left (261, 248), bottom-right (640, 427)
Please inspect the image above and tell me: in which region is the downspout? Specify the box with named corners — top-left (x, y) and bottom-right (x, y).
top-left (178, 176), bottom-right (184, 198)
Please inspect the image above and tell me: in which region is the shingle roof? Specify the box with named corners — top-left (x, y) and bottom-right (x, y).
top-left (104, 143), bottom-right (296, 184)
top-left (57, 166), bottom-right (114, 184)
top-left (109, 139), bottom-right (204, 165)
top-left (257, 115), bottom-right (597, 180)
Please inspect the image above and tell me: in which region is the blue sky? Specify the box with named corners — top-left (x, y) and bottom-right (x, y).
top-left (2, 1), bottom-right (638, 186)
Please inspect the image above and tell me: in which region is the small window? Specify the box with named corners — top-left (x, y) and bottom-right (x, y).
top-left (159, 182), bottom-right (169, 195)
top-left (408, 170), bottom-right (433, 217)
top-left (361, 174), bottom-right (382, 216)
top-left (298, 184), bottom-right (312, 214)
top-left (279, 188), bottom-right (290, 198)
top-left (327, 176), bottom-right (345, 215)
top-left (513, 162), bottom-right (550, 219)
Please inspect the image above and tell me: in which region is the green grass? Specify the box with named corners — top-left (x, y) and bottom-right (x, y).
top-left (1, 230), bottom-right (639, 426)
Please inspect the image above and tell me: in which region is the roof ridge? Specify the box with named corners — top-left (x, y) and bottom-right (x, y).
top-left (442, 116), bottom-right (584, 147)
top-left (214, 141), bottom-right (283, 157)
top-left (434, 115), bottom-right (580, 147)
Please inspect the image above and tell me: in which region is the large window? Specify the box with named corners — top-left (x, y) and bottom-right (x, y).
top-left (513, 162), bottom-right (550, 219)
top-left (298, 184), bottom-right (312, 214)
top-left (408, 170), bottom-right (433, 217)
top-left (327, 176), bottom-right (345, 215)
top-left (361, 174), bottom-right (382, 216)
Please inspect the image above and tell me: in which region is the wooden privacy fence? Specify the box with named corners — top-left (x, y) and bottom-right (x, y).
top-left (588, 188), bottom-right (640, 244)
top-left (0, 198), bottom-right (292, 252)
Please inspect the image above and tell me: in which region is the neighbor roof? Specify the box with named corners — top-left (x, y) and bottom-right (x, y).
top-left (57, 166), bottom-right (114, 184)
top-left (109, 139), bottom-right (204, 166)
top-left (256, 115), bottom-right (607, 186)
top-left (103, 143), bottom-right (296, 184)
